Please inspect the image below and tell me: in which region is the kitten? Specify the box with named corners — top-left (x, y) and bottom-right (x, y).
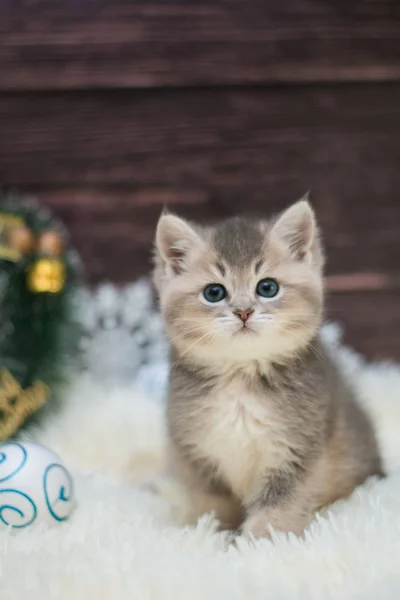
top-left (153, 199), bottom-right (383, 538)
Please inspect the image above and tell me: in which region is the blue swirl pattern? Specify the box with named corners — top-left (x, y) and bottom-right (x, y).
top-left (0, 489), bottom-right (36, 528)
top-left (0, 443), bottom-right (27, 482)
top-left (43, 463), bottom-right (74, 522)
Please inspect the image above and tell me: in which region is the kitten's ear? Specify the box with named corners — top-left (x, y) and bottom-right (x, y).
top-left (155, 212), bottom-right (202, 274)
top-left (271, 198), bottom-right (317, 261)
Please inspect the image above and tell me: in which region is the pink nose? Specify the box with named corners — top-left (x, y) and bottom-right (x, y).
top-left (233, 309), bottom-right (254, 323)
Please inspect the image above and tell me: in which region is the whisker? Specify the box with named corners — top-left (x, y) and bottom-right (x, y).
top-left (215, 319), bottom-right (236, 326)
top-left (273, 323), bottom-right (324, 361)
top-left (171, 330), bottom-right (213, 373)
top-left (168, 324), bottom-right (210, 344)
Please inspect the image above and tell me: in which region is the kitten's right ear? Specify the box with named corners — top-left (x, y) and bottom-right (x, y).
top-left (155, 213), bottom-right (202, 274)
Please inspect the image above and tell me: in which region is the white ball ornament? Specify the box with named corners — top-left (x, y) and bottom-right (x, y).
top-left (0, 441), bottom-right (75, 531)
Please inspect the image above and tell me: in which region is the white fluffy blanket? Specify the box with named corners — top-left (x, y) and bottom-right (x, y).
top-left (3, 283), bottom-right (400, 600)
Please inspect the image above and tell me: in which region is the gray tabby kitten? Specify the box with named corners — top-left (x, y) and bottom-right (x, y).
top-left (153, 199), bottom-right (383, 537)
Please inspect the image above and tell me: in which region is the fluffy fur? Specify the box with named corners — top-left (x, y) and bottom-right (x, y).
top-left (154, 201), bottom-right (383, 537)
top-left (3, 318), bottom-right (400, 600)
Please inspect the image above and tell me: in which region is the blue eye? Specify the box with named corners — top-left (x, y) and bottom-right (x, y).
top-left (256, 278), bottom-right (279, 298)
top-left (203, 284), bottom-right (227, 303)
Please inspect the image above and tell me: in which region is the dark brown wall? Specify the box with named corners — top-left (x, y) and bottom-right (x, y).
top-left (1, 0), bottom-right (400, 360)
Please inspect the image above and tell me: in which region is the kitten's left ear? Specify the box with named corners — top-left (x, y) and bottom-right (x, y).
top-left (271, 197), bottom-right (318, 262)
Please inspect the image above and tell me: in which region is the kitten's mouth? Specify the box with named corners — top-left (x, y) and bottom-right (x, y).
top-left (234, 324), bottom-right (255, 336)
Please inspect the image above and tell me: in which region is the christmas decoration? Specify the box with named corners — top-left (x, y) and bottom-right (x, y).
top-left (0, 441), bottom-right (75, 530)
top-left (0, 193), bottom-right (83, 441)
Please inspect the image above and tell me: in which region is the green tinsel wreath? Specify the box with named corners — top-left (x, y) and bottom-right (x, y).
top-left (0, 192), bottom-right (83, 440)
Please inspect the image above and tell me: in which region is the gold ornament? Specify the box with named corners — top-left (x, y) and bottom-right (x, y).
top-left (0, 214), bottom-right (35, 262)
top-left (0, 369), bottom-right (50, 442)
top-left (27, 258), bottom-right (66, 294)
top-left (9, 226), bottom-right (36, 255)
top-left (38, 231), bottom-right (64, 257)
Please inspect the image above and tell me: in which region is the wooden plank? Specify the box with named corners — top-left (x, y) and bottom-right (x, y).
top-left (2, 85), bottom-right (399, 191)
top-left (327, 290), bottom-right (400, 362)
top-left (1, 0), bottom-right (400, 90)
top-left (1, 84), bottom-right (400, 280)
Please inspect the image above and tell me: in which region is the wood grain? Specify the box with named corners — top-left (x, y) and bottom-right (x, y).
top-left (327, 290), bottom-right (400, 361)
top-left (1, 84), bottom-right (400, 282)
top-left (1, 0), bottom-right (400, 90)
top-left (2, 85), bottom-right (398, 190)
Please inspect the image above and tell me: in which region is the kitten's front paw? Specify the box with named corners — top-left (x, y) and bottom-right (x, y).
top-left (242, 507), bottom-right (307, 539)
top-left (242, 512), bottom-right (273, 539)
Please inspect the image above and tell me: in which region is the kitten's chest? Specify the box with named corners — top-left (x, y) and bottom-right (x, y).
top-left (192, 378), bottom-right (291, 499)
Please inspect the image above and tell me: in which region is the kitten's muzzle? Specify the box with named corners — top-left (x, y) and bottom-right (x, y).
top-left (233, 309), bottom-right (254, 323)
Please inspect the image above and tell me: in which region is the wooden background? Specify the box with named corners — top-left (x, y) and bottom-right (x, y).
top-left (1, 0), bottom-right (400, 360)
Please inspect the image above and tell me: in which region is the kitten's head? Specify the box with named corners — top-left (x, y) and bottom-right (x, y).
top-left (154, 199), bottom-right (324, 369)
